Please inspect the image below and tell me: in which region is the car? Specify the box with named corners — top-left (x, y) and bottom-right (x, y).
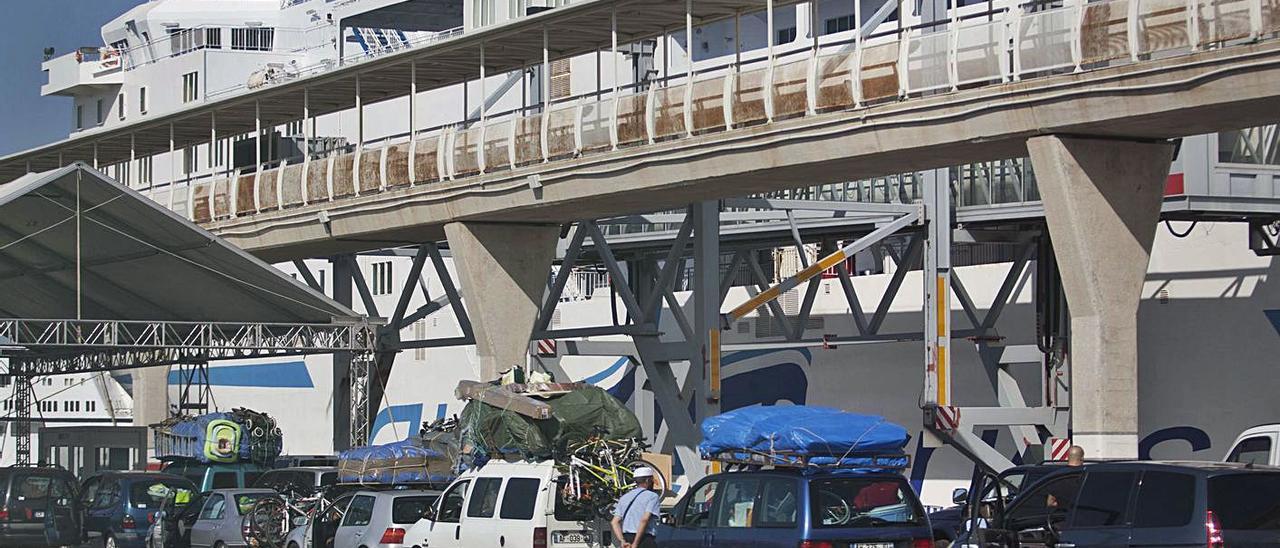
top-left (161, 461), bottom-right (268, 492)
top-left (413, 459), bottom-right (609, 548)
top-left (253, 467), bottom-right (338, 496)
top-left (143, 485), bottom-right (201, 548)
top-left (186, 488), bottom-right (279, 548)
top-left (0, 465), bottom-right (81, 547)
top-left (284, 491), bottom-right (356, 548)
top-left (1224, 423), bottom-right (1280, 465)
top-left (326, 488), bottom-right (440, 548)
top-left (81, 471), bottom-right (197, 548)
top-left (928, 462), bottom-right (1076, 542)
top-left (973, 461), bottom-right (1280, 547)
top-left (655, 467), bottom-right (934, 548)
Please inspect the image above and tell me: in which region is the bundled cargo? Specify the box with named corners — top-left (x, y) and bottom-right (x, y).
top-left (698, 405), bottom-right (910, 469)
top-left (457, 382), bottom-right (642, 463)
top-left (152, 408), bottom-right (282, 465)
top-left (337, 435), bottom-right (460, 485)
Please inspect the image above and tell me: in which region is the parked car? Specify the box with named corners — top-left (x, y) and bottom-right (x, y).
top-left (0, 465), bottom-right (81, 547)
top-left (284, 491), bottom-right (356, 548)
top-left (973, 461), bottom-right (1280, 547)
top-left (412, 459), bottom-right (607, 548)
top-left (161, 461), bottom-right (267, 492)
top-left (186, 488), bottom-right (278, 548)
top-left (81, 471), bottom-right (196, 548)
top-left (253, 467), bottom-right (338, 495)
top-left (655, 467), bottom-right (933, 548)
top-left (1224, 423), bottom-right (1280, 465)
top-left (928, 462), bottom-right (1073, 542)
top-left (330, 489), bottom-right (439, 548)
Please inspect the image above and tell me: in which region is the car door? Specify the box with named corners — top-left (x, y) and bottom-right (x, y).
top-left (656, 477), bottom-right (720, 548)
top-left (1058, 470), bottom-right (1138, 548)
top-left (989, 472), bottom-right (1083, 548)
top-left (44, 474), bottom-right (80, 547)
top-left (333, 494), bottom-right (376, 548)
top-left (78, 476), bottom-right (104, 542)
top-left (752, 477), bottom-right (801, 548)
top-left (459, 477), bottom-right (503, 546)
top-left (426, 479), bottom-right (471, 548)
top-left (189, 494), bottom-right (227, 548)
top-left (1125, 471), bottom-right (1199, 548)
top-left (496, 477), bottom-right (541, 548)
top-left (708, 476), bottom-right (762, 547)
top-left (310, 493), bottom-right (353, 548)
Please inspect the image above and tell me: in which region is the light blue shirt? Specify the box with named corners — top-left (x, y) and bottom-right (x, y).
top-left (614, 487), bottom-right (661, 536)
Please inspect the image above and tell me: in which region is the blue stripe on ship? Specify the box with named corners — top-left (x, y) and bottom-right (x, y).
top-left (166, 361), bottom-right (314, 388)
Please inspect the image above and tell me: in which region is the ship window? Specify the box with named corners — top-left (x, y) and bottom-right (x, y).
top-left (205, 28), bottom-right (222, 49)
top-left (76, 105), bottom-right (84, 129)
top-left (371, 261), bottom-right (394, 296)
top-left (139, 87), bottom-right (148, 114)
top-left (118, 92), bottom-right (126, 121)
top-left (776, 26), bottom-right (797, 45)
top-left (825, 15), bottom-right (854, 35)
top-left (231, 28), bottom-right (274, 51)
top-left (96, 99), bottom-right (104, 124)
top-left (184, 147), bottom-right (198, 176)
top-left (182, 72), bottom-right (199, 103)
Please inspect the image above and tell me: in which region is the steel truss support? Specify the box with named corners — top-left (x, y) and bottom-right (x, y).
top-left (12, 361), bottom-right (32, 465)
top-left (175, 361), bottom-right (213, 414)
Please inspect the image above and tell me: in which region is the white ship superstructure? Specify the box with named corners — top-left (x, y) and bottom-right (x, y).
top-left (1, 0), bottom-right (1278, 506)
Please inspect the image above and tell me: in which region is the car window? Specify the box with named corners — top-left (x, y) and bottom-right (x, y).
top-left (713, 478), bottom-right (760, 528)
top-left (679, 480), bottom-right (719, 528)
top-left (499, 478), bottom-right (540, 520)
top-left (211, 472), bottom-right (238, 489)
top-left (1226, 436), bottom-right (1272, 465)
top-left (1209, 474), bottom-right (1280, 530)
top-left (436, 480), bottom-right (470, 524)
top-left (467, 478), bottom-right (502, 519)
top-left (199, 495), bottom-right (226, 521)
top-left (15, 475), bottom-right (51, 503)
top-left (95, 480), bottom-right (121, 509)
top-left (342, 495), bottom-right (375, 527)
top-left (1003, 473), bottom-right (1083, 531)
top-left (253, 471), bottom-right (278, 489)
top-left (809, 477), bottom-right (923, 527)
top-left (1133, 471), bottom-right (1195, 528)
top-left (233, 493), bottom-right (274, 515)
top-left (322, 495), bottom-right (354, 523)
top-left (1071, 472), bottom-right (1136, 528)
top-left (80, 477), bottom-right (100, 506)
top-left (393, 495), bottom-right (439, 524)
top-left (320, 472), bottom-right (338, 487)
top-left (130, 479), bottom-right (189, 510)
top-left (756, 478), bottom-right (798, 528)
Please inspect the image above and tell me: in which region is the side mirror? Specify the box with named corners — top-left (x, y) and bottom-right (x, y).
top-left (421, 505), bottom-right (437, 522)
top-left (952, 488), bottom-right (969, 506)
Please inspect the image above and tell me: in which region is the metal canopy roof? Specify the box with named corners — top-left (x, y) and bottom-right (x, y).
top-left (0, 164), bottom-right (358, 324)
top-left (0, 0), bottom-right (797, 181)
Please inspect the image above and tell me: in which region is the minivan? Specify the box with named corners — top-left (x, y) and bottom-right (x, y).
top-left (976, 461), bottom-right (1280, 547)
top-left (410, 460), bottom-right (609, 548)
top-left (80, 471), bottom-right (196, 548)
top-left (0, 465), bottom-right (80, 547)
top-left (656, 468), bottom-right (934, 548)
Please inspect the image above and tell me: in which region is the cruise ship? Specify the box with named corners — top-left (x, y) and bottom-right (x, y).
top-left (3, 0), bottom-right (1280, 507)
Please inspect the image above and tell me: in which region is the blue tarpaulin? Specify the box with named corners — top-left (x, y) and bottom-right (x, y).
top-left (698, 406), bottom-right (910, 468)
top-left (337, 438), bottom-right (459, 485)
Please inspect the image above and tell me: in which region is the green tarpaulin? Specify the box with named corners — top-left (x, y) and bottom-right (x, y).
top-left (459, 385), bottom-right (641, 460)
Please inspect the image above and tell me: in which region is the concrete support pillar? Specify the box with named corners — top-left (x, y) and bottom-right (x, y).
top-left (444, 222), bottom-right (559, 381)
top-left (131, 367), bottom-right (169, 457)
top-left (1028, 135), bottom-right (1174, 459)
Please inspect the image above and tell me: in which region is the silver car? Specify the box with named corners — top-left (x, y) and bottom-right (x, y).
top-left (187, 488), bottom-right (278, 548)
top-left (332, 490), bottom-right (439, 548)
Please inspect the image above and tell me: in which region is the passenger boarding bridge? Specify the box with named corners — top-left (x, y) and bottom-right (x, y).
top-left (4, 0), bottom-right (1280, 476)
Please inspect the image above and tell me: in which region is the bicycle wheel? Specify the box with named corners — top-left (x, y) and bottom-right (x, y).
top-left (248, 497), bottom-right (289, 548)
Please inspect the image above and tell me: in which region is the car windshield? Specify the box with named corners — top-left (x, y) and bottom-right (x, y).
top-left (233, 493), bottom-right (276, 515)
top-left (130, 480), bottom-right (189, 510)
top-left (809, 477), bottom-right (923, 528)
top-left (1209, 474), bottom-right (1280, 530)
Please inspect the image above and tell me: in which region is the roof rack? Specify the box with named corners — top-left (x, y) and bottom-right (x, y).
top-left (708, 450), bottom-right (911, 470)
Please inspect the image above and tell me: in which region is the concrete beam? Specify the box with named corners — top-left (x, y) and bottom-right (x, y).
top-left (131, 367), bottom-right (168, 456)
top-left (1028, 135), bottom-right (1174, 459)
top-left (444, 222), bottom-right (559, 381)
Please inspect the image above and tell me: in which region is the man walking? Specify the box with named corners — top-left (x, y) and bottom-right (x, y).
top-left (611, 467), bottom-right (661, 548)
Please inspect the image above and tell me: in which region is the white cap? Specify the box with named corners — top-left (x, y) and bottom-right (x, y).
top-left (632, 467), bottom-right (655, 479)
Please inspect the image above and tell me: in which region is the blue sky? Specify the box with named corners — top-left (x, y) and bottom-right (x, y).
top-left (0, 0), bottom-right (142, 156)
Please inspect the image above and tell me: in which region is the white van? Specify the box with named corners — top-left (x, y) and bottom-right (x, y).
top-left (1224, 424), bottom-right (1280, 465)
top-left (405, 460), bottom-right (609, 548)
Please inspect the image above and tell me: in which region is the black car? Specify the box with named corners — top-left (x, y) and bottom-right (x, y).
top-left (972, 461), bottom-right (1280, 547)
top-left (0, 465), bottom-right (81, 547)
top-left (928, 462), bottom-right (1075, 542)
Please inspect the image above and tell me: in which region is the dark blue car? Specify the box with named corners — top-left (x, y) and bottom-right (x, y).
top-left (656, 468), bottom-right (934, 548)
top-left (80, 471), bottom-right (196, 548)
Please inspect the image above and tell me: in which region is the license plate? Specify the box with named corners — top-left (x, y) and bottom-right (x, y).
top-left (33, 511), bottom-right (45, 519)
top-left (551, 530), bottom-right (591, 544)
top-left (853, 543), bottom-right (894, 548)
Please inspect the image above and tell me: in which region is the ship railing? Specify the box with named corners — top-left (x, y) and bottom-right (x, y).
top-left (125, 0), bottom-right (1278, 225)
